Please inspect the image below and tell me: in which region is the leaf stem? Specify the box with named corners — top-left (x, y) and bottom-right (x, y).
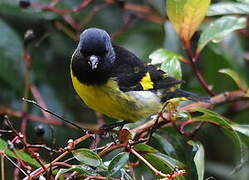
top-left (190, 58), bottom-right (215, 96)
top-left (130, 148), bottom-right (169, 178)
top-left (98, 143), bottom-right (127, 157)
top-left (183, 41), bottom-right (215, 96)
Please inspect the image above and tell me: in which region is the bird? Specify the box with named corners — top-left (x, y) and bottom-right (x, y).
top-left (70, 28), bottom-right (210, 123)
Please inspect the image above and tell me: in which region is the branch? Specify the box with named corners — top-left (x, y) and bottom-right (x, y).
top-left (189, 59), bottom-right (215, 96)
top-left (130, 148), bottom-right (186, 179)
top-left (30, 0), bottom-right (93, 15)
top-left (132, 90), bottom-right (249, 135)
top-left (0, 106), bottom-right (63, 125)
top-left (23, 133), bottom-right (93, 180)
top-left (183, 42), bottom-right (215, 96)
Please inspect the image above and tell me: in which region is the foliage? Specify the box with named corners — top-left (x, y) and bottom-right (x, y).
top-left (0, 0), bottom-right (249, 180)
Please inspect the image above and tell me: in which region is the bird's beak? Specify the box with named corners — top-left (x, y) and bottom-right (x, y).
top-left (88, 55), bottom-right (99, 69)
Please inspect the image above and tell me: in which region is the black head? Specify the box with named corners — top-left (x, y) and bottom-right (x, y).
top-left (71, 28), bottom-right (116, 85)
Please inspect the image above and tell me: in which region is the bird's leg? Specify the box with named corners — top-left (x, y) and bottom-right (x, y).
top-left (98, 120), bottom-right (128, 144)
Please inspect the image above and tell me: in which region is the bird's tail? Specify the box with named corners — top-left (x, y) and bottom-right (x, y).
top-left (161, 89), bottom-right (211, 103)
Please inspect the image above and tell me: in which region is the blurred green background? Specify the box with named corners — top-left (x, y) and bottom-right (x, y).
top-left (0, 0), bottom-right (249, 179)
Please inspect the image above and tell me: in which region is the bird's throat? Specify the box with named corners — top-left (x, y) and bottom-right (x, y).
top-left (71, 58), bottom-right (110, 85)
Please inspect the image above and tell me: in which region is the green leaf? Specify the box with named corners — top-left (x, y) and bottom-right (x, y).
top-left (188, 141), bottom-right (205, 180)
top-left (0, 19), bottom-right (23, 91)
top-left (161, 57), bottom-right (182, 80)
top-left (133, 144), bottom-right (158, 153)
top-left (208, 3), bottom-right (249, 16)
top-left (120, 168), bottom-right (133, 180)
top-left (231, 124), bottom-right (249, 137)
top-left (149, 49), bottom-right (183, 80)
top-left (0, 138), bottom-right (40, 167)
top-left (153, 134), bottom-right (177, 157)
top-left (164, 22), bottom-right (182, 53)
top-left (107, 152), bottom-right (129, 178)
top-left (197, 16), bottom-right (246, 52)
top-left (167, 0), bottom-right (211, 42)
top-left (191, 108), bottom-right (248, 167)
top-left (149, 49), bottom-right (182, 80)
top-left (143, 152), bottom-right (185, 174)
top-left (154, 152), bottom-right (185, 169)
top-left (219, 68), bottom-right (248, 90)
top-left (72, 148), bottom-right (104, 168)
top-left (191, 108), bottom-right (231, 128)
top-left (0, 0), bottom-right (58, 20)
top-left (55, 165), bottom-right (94, 179)
top-left (149, 48), bottom-right (182, 65)
top-left (133, 144), bottom-right (184, 175)
top-left (237, 0), bottom-right (249, 5)
top-left (216, 33), bottom-right (248, 80)
top-left (0, 20), bottom-right (22, 60)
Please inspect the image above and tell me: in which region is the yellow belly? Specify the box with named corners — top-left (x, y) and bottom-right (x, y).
top-left (71, 71), bottom-right (162, 122)
top-left (71, 73), bottom-right (137, 121)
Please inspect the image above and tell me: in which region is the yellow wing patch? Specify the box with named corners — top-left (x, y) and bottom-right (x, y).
top-left (140, 72), bottom-right (154, 90)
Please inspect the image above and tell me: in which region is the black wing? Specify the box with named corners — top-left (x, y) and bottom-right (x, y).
top-left (111, 45), bottom-right (182, 92)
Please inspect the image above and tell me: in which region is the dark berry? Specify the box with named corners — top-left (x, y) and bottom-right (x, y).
top-left (14, 139), bottom-right (24, 149)
top-left (35, 125), bottom-right (45, 137)
top-left (118, 0), bottom-right (126, 7)
top-left (19, 0), bottom-right (30, 8)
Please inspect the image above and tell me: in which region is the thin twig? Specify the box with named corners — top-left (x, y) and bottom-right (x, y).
top-left (26, 144), bottom-right (61, 153)
top-left (189, 58), bottom-right (215, 96)
top-left (130, 148), bottom-right (170, 178)
top-left (30, 84), bottom-right (56, 145)
top-left (128, 160), bottom-right (138, 180)
top-left (98, 142), bottom-right (127, 157)
top-left (31, 0), bottom-right (93, 15)
top-left (13, 161), bottom-right (21, 180)
top-left (0, 106), bottom-right (99, 130)
top-left (22, 98), bottom-right (86, 134)
top-left (30, 84), bottom-right (52, 119)
top-left (183, 42), bottom-right (215, 96)
top-left (148, 102), bottom-right (170, 141)
top-left (4, 116), bottom-right (48, 176)
top-left (4, 155), bottom-right (29, 177)
top-left (24, 133), bottom-right (93, 180)
top-left (0, 106), bottom-right (62, 125)
top-left (78, 3), bottom-right (109, 31)
top-left (1, 155), bottom-right (5, 180)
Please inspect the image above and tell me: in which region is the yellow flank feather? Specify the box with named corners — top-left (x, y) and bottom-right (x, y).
top-left (140, 72), bottom-right (154, 90)
top-left (71, 70), bottom-right (161, 122)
